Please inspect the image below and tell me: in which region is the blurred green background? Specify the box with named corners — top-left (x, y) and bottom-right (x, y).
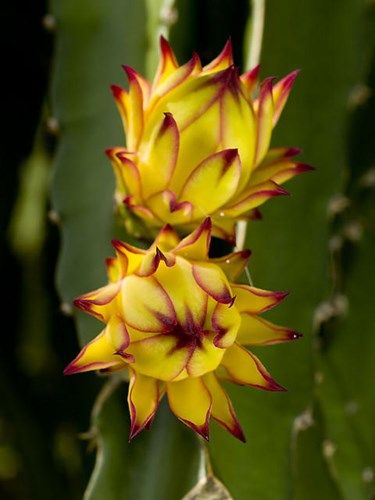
top-left (1, 0), bottom-right (374, 499)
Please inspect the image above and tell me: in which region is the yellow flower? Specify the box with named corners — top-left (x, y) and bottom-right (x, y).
top-left (108, 37), bottom-right (312, 241)
top-left (65, 219), bottom-right (301, 441)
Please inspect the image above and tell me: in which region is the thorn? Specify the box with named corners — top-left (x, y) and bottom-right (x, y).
top-left (60, 302), bottom-right (73, 316)
top-left (42, 13), bottom-right (57, 32)
top-left (327, 193), bottom-right (350, 217)
top-left (362, 467), bottom-right (374, 483)
top-left (46, 116), bottom-right (60, 135)
top-left (159, 5), bottom-right (178, 25)
top-left (48, 209), bottom-right (61, 225)
top-left (322, 439), bottom-right (336, 459)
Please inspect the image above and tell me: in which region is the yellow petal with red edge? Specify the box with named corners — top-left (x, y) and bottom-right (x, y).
top-left (202, 39), bottom-right (233, 73)
top-left (155, 257), bottom-right (207, 326)
top-left (127, 334), bottom-right (191, 381)
top-left (203, 372), bottom-right (245, 442)
top-left (136, 248), bottom-right (175, 277)
top-left (240, 64), bottom-right (260, 98)
top-left (210, 249), bottom-right (251, 281)
top-left (253, 77), bottom-right (275, 166)
top-left (121, 275), bottom-right (176, 332)
top-left (218, 82), bottom-right (256, 191)
top-left (174, 217), bottom-right (212, 260)
top-left (150, 224), bottom-right (181, 252)
top-left (122, 64), bottom-right (151, 105)
top-left (111, 239), bottom-right (146, 276)
top-left (272, 70), bottom-right (299, 125)
top-left (223, 180), bottom-right (288, 218)
top-left (74, 282), bottom-right (121, 322)
top-left (106, 315), bottom-right (133, 362)
top-left (221, 343), bottom-right (286, 391)
top-left (146, 190), bottom-right (193, 225)
top-left (122, 66), bottom-right (144, 150)
top-left (231, 284), bottom-right (288, 314)
top-left (139, 112), bottom-right (179, 198)
top-left (251, 159), bottom-right (313, 186)
top-left (259, 146), bottom-right (302, 166)
top-left (127, 368), bottom-right (163, 439)
top-left (105, 256), bottom-right (122, 283)
top-left (114, 150), bottom-right (142, 199)
top-left (237, 313), bottom-right (302, 346)
top-left (151, 53), bottom-right (201, 102)
top-left (192, 263), bottom-right (234, 305)
top-left (152, 36), bottom-right (179, 89)
top-left (211, 216), bottom-right (236, 244)
top-left (64, 329), bottom-right (122, 375)
top-left (186, 332), bottom-right (226, 377)
top-left (179, 149), bottom-right (241, 219)
top-left (110, 85), bottom-right (129, 141)
top-left (167, 377), bottom-right (212, 439)
top-left (105, 147), bottom-right (128, 196)
top-left (211, 302), bottom-right (241, 348)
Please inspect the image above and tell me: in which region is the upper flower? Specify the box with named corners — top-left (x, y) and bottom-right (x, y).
top-left (65, 219), bottom-right (301, 441)
top-left (108, 37), bottom-right (312, 241)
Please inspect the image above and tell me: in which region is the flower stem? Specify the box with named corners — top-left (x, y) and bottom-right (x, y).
top-left (236, 0), bottom-right (266, 251)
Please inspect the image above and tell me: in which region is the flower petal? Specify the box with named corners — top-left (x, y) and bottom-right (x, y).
top-left (272, 70), bottom-right (299, 125)
top-left (63, 329), bottom-right (122, 375)
top-left (152, 36), bottom-right (179, 89)
top-left (151, 224), bottom-right (181, 252)
top-left (187, 333), bottom-right (226, 377)
top-left (127, 334), bottom-right (191, 381)
top-left (211, 302), bottom-right (241, 348)
top-left (192, 263), bottom-right (234, 305)
top-left (122, 66), bottom-right (144, 150)
top-left (251, 159), bottom-right (314, 186)
top-left (210, 249), bottom-right (251, 281)
top-left (179, 149), bottom-right (242, 218)
top-left (155, 258), bottom-right (207, 326)
top-left (139, 112), bottom-right (180, 198)
top-left (202, 39), bottom-right (233, 73)
top-left (173, 217), bottom-right (212, 260)
top-left (127, 368), bottom-right (163, 439)
top-left (111, 239), bottom-right (146, 276)
top-left (253, 77), bottom-right (275, 166)
top-left (240, 64), bottom-right (260, 98)
top-left (237, 313), bottom-right (302, 346)
top-left (221, 343), bottom-right (286, 391)
top-left (203, 372), bottom-right (245, 442)
top-left (231, 284), bottom-right (288, 314)
top-left (73, 282), bottom-right (121, 322)
top-left (114, 150), bottom-right (143, 199)
top-left (136, 248), bottom-right (175, 277)
top-left (167, 377), bottom-right (212, 439)
top-left (223, 180), bottom-right (288, 218)
top-left (121, 275), bottom-right (176, 332)
top-left (146, 190), bottom-right (193, 225)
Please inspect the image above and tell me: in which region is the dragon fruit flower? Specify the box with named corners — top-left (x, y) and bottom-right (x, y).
top-left (65, 219), bottom-right (301, 441)
top-left (108, 37), bottom-right (312, 241)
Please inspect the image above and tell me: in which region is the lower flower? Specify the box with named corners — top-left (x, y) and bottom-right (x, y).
top-left (64, 219), bottom-right (301, 441)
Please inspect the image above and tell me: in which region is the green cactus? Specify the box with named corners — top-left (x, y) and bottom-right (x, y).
top-left (2, 0), bottom-right (373, 499)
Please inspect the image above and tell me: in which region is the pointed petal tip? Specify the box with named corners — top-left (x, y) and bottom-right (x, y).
top-left (231, 424), bottom-right (246, 443)
top-left (285, 147), bottom-right (302, 157)
top-left (122, 64), bottom-right (138, 82)
top-left (110, 84), bottom-right (125, 99)
top-left (296, 163), bottom-right (315, 173)
top-left (267, 379), bottom-right (288, 392)
top-left (63, 362), bottom-right (77, 376)
top-left (289, 330), bottom-right (303, 341)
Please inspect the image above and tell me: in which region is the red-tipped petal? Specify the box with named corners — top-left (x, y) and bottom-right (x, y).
top-left (174, 217), bottom-right (212, 260)
top-left (273, 70), bottom-right (300, 125)
top-left (231, 284), bottom-right (289, 314)
top-left (240, 64), bottom-right (260, 97)
top-left (210, 249), bottom-right (251, 281)
top-left (221, 343), bottom-right (286, 391)
top-left (192, 263), bottom-right (234, 304)
top-left (203, 39), bottom-right (233, 73)
top-left (128, 369), bottom-right (163, 440)
top-left (237, 313), bottom-right (302, 346)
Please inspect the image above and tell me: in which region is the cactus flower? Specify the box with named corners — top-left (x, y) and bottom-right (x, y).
top-left (108, 37), bottom-right (312, 241)
top-left (65, 219), bottom-right (301, 441)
